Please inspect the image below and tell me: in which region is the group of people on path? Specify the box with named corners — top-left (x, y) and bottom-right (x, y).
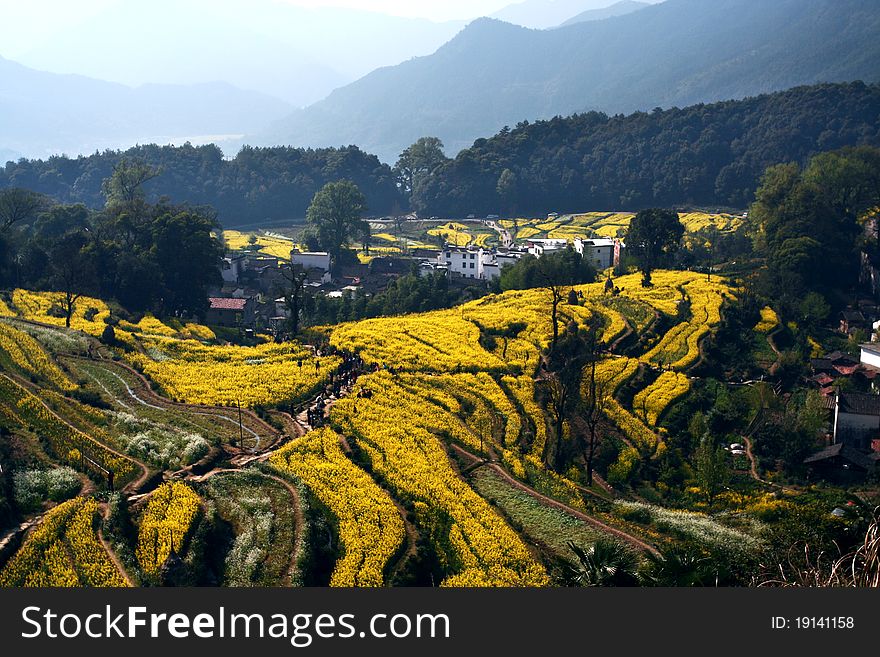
top-left (303, 348), bottom-right (368, 428)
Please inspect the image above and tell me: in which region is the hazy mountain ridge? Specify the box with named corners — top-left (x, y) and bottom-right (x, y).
top-left (558, 1), bottom-right (650, 27)
top-left (493, 0), bottom-right (661, 29)
top-left (261, 0), bottom-right (880, 163)
top-left (0, 56), bottom-right (293, 160)
top-left (10, 0), bottom-right (466, 107)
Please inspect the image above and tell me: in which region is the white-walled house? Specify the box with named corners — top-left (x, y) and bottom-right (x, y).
top-left (524, 239), bottom-right (569, 258)
top-left (439, 247), bottom-right (483, 279)
top-left (220, 254), bottom-right (246, 284)
top-left (861, 343), bottom-right (880, 369)
top-left (290, 250), bottom-right (331, 272)
top-left (574, 238), bottom-right (625, 270)
top-left (437, 247), bottom-right (525, 281)
top-left (833, 392), bottom-right (880, 450)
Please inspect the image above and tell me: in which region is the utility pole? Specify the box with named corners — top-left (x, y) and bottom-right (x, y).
top-left (236, 399), bottom-right (244, 448)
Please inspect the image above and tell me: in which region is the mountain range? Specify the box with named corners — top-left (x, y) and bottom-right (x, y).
top-left (557, 1), bottom-right (650, 27)
top-left (0, 56), bottom-right (292, 160)
top-left (5, 0), bottom-right (467, 108)
top-left (493, 0), bottom-right (658, 28)
top-left (259, 0), bottom-right (880, 163)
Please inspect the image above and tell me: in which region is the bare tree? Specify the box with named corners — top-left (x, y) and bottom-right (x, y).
top-left (102, 159), bottom-right (160, 209)
top-left (48, 231), bottom-right (95, 328)
top-left (580, 326), bottom-right (611, 486)
top-left (277, 264), bottom-right (310, 337)
top-left (0, 188), bottom-right (49, 230)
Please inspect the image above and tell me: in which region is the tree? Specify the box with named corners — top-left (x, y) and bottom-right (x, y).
top-left (0, 188), bottom-right (49, 230)
top-left (693, 434), bottom-right (730, 507)
top-left (500, 247), bottom-right (596, 353)
top-left (496, 168), bottom-right (518, 215)
top-left (540, 321), bottom-right (592, 471)
top-left (46, 230), bottom-right (97, 328)
top-left (578, 321), bottom-right (610, 486)
top-left (393, 137), bottom-right (449, 198)
top-left (306, 181), bottom-right (368, 272)
top-left (277, 264), bottom-right (310, 337)
top-left (151, 206), bottom-right (223, 316)
top-left (625, 208), bottom-right (684, 287)
top-left (102, 158), bottom-right (159, 209)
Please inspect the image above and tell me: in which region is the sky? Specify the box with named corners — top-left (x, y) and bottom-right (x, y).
top-left (273, 0), bottom-right (514, 21)
top-left (0, 0), bottom-right (513, 59)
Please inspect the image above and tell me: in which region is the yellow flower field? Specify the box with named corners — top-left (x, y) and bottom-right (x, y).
top-left (136, 482), bottom-right (201, 575)
top-left (0, 498), bottom-right (128, 587)
top-left (271, 427), bottom-right (405, 587)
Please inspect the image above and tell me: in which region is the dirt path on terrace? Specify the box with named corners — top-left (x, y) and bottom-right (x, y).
top-left (98, 502), bottom-right (134, 586)
top-left (450, 443), bottom-right (660, 556)
top-left (63, 355), bottom-right (281, 450)
top-left (1, 372), bottom-right (151, 494)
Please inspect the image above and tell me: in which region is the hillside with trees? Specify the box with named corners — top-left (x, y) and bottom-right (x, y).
top-left (0, 144), bottom-right (402, 227)
top-left (260, 0), bottom-right (880, 162)
top-left (410, 82), bottom-right (880, 216)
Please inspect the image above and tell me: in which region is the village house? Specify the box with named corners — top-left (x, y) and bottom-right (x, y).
top-left (573, 237), bottom-right (626, 270)
top-left (204, 296), bottom-right (256, 328)
top-left (290, 250), bottom-right (331, 272)
top-left (804, 442), bottom-right (879, 483)
top-left (840, 309), bottom-right (867, 335)
top-left (220, 254), bottom-right (246, 284)
top-left (832, 391), bottom-right (880, 450)
top-left (437, 247), bottom-right (525, 281)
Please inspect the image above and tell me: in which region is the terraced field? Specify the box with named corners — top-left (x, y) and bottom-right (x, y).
top-left (0, 269), bottom-right (742, 588)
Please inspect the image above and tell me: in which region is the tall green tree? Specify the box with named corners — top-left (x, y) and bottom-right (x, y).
top-left (393, 137), bottom-right (449, 200)
top-left (693, 434), bottom-right (730, 507)
top-left (749, 147), bottom-right (880, 312)
top-left (625, 208), bottom-right (684, 287)
top-left (496, 168), bottom-right (519, 215)
top-left (150, 206), bottom-right (223, 316)
top-left (306, 180), bottom-right (368, 272)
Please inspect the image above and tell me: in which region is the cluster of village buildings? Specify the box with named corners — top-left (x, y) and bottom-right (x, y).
top-left (804, 307), bottom-right (880, 481)
top-left (207, 219), bottom-right (625, 333)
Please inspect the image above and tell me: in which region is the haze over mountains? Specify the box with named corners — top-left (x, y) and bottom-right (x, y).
top-left (0, 55), bottom-right (293, 160)
top-left (493, 0), bottom-right (657, 28)
top-left (1, 0), bottom-right (879, 163)
top-left (259, 0), bottom-right (880, 162)
top-left (8, 0), bottom-right (467, 108)
top-left (557, 1), bottom-right (650, 27)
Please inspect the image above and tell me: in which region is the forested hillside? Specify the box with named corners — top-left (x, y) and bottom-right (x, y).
top-left (0, 144), bottom-right (401, 226)
top-left (261, 0), bottom-right (880, 162)
top-left (412, 82), bottom-right (880, 215)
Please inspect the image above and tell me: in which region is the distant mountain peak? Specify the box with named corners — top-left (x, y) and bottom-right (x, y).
top-left (258, 0), bottom-right (880, 164)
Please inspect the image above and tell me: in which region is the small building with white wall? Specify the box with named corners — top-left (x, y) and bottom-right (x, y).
top-left (833, 391), bottom-right (880, 450)
top-left (437, 247), bottom-right (525, 281)
top-left (574, 238), bottom-right (624, 270)
top-left (861, 343), bottom-right (880, 370)
top-left (290, 250), bottom-right (331, 272)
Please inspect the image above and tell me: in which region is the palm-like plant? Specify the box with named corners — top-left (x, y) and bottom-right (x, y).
top-left (640, 547), bottom-right (724, 587)
top-left (561, 539), bottom-right (640, 587)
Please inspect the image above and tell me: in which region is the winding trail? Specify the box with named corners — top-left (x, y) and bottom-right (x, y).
top-left (65, 355), bottom-right (278, 450)
top-left (449, 443), bottom-right (660, 556)
top-left (98, 502), bottom-right (134, 586)
top-left (1, 372), bottom-right (151, 494)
